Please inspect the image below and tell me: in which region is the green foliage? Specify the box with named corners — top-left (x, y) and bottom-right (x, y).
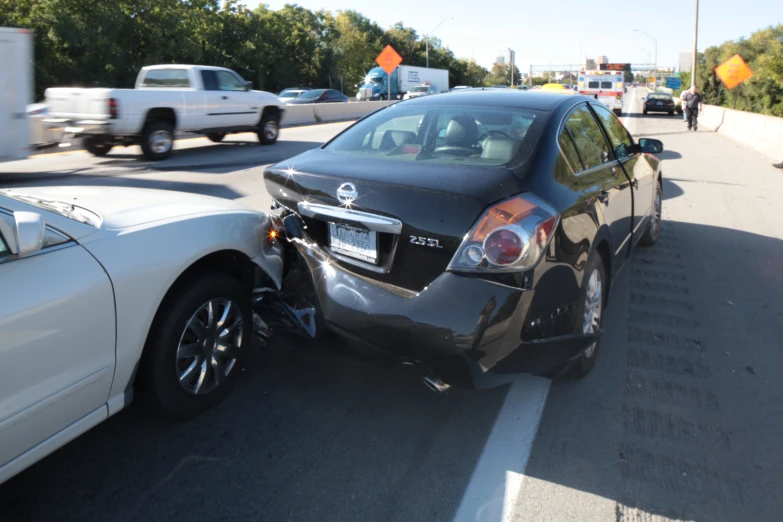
top-left (692, 25), bottom-right (783, 116)
top-left (1, 0), bottom-right (490, 98)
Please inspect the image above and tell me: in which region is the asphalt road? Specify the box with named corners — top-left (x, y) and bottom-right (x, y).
top-left (1, 89), bottom-right (781, 522)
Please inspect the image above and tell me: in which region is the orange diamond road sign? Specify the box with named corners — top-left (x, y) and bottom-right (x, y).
top-left (376, 45), bottom-right (403, 75)
top-left (715, 54), bottom-right (753, 90)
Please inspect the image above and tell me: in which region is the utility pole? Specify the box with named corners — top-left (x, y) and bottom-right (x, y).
top-left (509, 48), bottom-right (515, 87)
top-left (425, 17), bottom-right (453, 68)
top-left (692, 0), bottom-right (699, 87)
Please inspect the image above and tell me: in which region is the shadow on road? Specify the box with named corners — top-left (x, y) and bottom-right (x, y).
top-left (655, 150), bottom-right (682, 161)
top-left (661, 178), bottom-right (685, 201)
top-left (0, 140), bottom-right (323, 185)
top-left (520, 220), bottom-right (783, 522)
top-left (0, 339), bottom-right (506, 522)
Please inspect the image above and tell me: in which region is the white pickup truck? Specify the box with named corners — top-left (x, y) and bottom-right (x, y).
top-left (45, 65), bottom-right (284, 160)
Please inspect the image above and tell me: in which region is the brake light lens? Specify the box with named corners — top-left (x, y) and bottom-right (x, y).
top-left (448, 193), bottom-right (560, 272)
top-left (109, 98), bottom-right (118, 119)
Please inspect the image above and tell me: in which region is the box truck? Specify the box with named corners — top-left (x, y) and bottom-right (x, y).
top-left (0, 28), bottom-right (34, 163)
top-left (356, 66), bottom-right (449, 101)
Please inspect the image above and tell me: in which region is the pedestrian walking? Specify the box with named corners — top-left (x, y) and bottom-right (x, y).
top-left (681, 85), bottom-right (704, 131)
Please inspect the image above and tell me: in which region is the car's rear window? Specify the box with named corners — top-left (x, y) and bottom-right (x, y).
top-left (648, 93), bottom-right (672, 100)
top-left (141, 69), bottom-right (190, 88)
top-left (325, 103), bottom-right (543, 167)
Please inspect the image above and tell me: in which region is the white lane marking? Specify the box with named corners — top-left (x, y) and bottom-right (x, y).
top-left (621, 88), bottom-right (638, 135)
top-left (453, 376), bottom-right (551, 522)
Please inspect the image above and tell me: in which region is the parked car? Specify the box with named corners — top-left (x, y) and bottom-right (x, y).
top-left (279, 87), bottom-right (312, 97)
top-left (285, 89), bottom-right (349, 104)
top-left (26, 103), bottom-right (63, 148)
top-left (44, 64), bottom-right (283, 161)
top-left (516, 85), bottom-right (530, 91)
top-left (263, 91), bottom-right (664, 391)
top-left (643, 92), bottom-right (676, 115)
top-left (402, 83), bottom-right (440, 100)
top-left (451, 86), bottom-right (472, 92)
top-left (0, 186), bottom-right (283, 484)
top-left (279, 89), bottom-right (310, 103)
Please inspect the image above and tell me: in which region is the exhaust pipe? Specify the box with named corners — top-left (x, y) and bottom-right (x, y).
top-left (423, 376), bottom-right (451, 394)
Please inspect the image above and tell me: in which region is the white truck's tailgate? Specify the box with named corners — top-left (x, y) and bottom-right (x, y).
top-left (45, 88), bottom-right (113, 120)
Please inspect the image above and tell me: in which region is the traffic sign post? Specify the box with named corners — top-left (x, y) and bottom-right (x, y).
top-left (715, 54), bottom-right (753, 90)
top-left (665, 77), bottom-right (682, 90)
top-left (375, 45), bottom-right (403, 101)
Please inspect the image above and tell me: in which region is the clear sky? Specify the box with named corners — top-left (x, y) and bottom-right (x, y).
top-left (245, 0), bottom-right (782, 71)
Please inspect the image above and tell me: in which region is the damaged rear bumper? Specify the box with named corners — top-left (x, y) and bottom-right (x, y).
top-left (260, 214), bottom-right (601, 388)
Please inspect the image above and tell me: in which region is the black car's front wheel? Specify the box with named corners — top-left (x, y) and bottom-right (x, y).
top-left (639, 180), bottom-right (662, 246)
top-left (567, 252), bottom-right (606, 378)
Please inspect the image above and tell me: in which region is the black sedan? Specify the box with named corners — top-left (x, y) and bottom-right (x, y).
top-left (262, 91), bottom-right (664, 390)
top-left (285, 89), bottom-right (349, 104)
top-left (643, 92), bottom-right (676, 115)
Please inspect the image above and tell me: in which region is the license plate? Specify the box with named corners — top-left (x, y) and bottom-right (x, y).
top-left (656, 101), bottom-right (663, 106)
top-left (329, 223), bottom-right (377, 264)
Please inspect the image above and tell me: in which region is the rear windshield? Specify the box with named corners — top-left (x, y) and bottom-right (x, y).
top-left (325, 103), bottom-right (542, 167)
top-left (411, 86), bottom-right (429, 93)
top-left (141, 69), bottom-right (190, 88)
top-left (648, 93), bottom-right (672, 100)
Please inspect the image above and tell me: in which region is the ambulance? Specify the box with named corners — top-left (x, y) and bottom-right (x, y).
top-left (578, 70), bottom-right (624, 115)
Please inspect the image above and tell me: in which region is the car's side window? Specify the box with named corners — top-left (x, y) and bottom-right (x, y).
top-left (215, 71), bottom-right (247, 92)
top-left (200, 70), bottom-right (219, 91)
top-left (564, 105), bottom-right (612, 170)
top-left (591, 104), bottom-right (634, 160)
top-left (558, 128), bottom-right (583, 172)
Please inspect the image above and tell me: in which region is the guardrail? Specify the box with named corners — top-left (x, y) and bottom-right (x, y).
top-left (282, 100), bottom-right (395, 127)
top-left (700, 105), bottom-right (783, 162)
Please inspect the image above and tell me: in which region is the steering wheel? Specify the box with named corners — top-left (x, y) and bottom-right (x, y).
top-left (478, 129), bottom-right (512, 141)
top-left (433, 145), bottom-right (478, 157)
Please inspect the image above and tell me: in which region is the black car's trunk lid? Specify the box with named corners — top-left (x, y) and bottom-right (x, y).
top-left (264, 149), bottom-right (524, 292)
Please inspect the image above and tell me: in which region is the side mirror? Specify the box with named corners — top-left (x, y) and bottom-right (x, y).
top-left (245, 81), bottom-right (253, 90)
top-left (639, 138), bottom-right (664, 154)
top-left (0, 211), bottom-right (45, 257)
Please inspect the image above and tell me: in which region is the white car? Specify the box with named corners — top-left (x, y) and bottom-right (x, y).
top-left (0, 186), bottom-right (283, 484)
top-left (402, 84), bottom-right (440, 100)
top-left (44, 64), bottom-right (284, 161)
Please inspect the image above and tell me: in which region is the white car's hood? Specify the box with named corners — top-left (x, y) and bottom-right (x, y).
top-left (6, 186), bottom-right (256, 230)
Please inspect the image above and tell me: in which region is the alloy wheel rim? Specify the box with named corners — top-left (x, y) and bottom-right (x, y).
top-left (264, 120), bottom-right (278, 140)
top-left (176, 298), bottom-right (243, 395)
top-left (150, 130), bottom-right (173, 154)
top-left (582, 269), bottom-right (602, 358)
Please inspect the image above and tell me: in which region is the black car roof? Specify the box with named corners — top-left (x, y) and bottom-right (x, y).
top-left (401, 90), bottom-right (591, 112)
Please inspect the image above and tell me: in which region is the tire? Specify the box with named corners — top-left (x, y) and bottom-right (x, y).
top-left (257, 114), bottom-right (280, 145)
top-left (140, 120), bottom-right (174, 160)
top-left (139, 270), bottom-right (252, 419)
top-left (566, 252), bottom-right (606, 378)
top-left (83, 135), bottom-right (113, 157)
top-left (668, 110), bottom-right (674, 116)
top-left (639, 180), bottom-right (662, 247)
top-left (643, 109), bottom-right (648, 115)
top-left (206, 132), bottom-right (226, 143)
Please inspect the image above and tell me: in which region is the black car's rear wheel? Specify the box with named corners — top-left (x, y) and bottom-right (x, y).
top-left (566, 252), bottom-right (606, 378)
top-left (207, 132), bottom-right (226, 143)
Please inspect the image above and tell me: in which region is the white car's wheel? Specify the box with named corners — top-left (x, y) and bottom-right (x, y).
top-left (140, 270), bottom-right (251, 418)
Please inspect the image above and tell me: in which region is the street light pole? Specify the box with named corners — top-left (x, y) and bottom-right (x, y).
top-left (692, 0), bottom-right (699, 87)
top-left (634, 29), bottom-right (657, 84)
top-left (425, 17), bottom-right (453, 68)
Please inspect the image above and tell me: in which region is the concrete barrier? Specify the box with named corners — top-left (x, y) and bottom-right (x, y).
top-left (282, 101), bottom-right (393, 127)
top-left (700, 105), bottom-right (783, 162)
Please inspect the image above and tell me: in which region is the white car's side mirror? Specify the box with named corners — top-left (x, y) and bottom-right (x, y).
top-left (13, 211), bottom-right (45, 257)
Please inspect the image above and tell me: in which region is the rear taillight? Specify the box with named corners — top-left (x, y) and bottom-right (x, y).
top-left (109, 98), bottom-right (118, 119)
top-left (448, 193), bottom-right (559, 272)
